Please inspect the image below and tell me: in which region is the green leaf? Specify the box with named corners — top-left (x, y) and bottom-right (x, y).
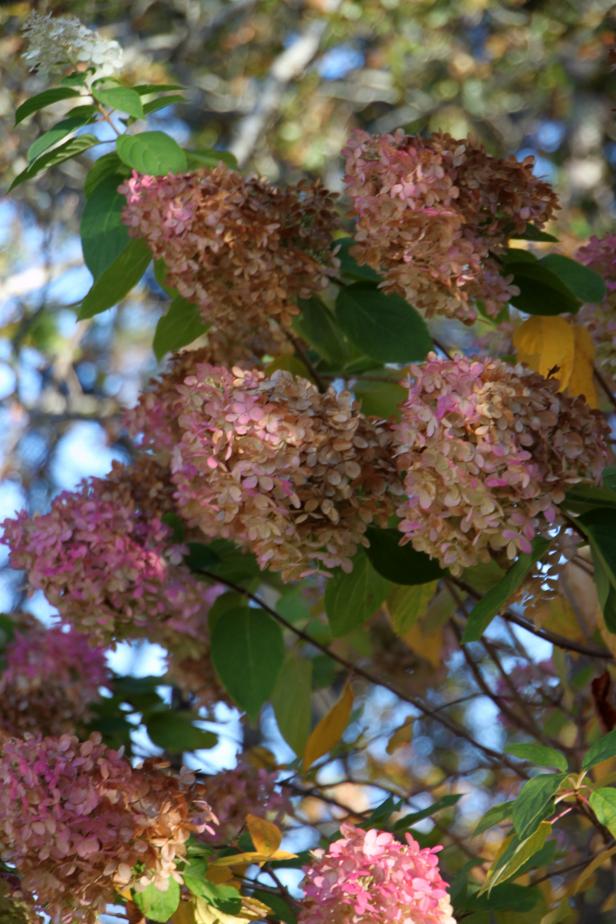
top-left (294, 298), bottom-right (352, 367)
top-left (485, 823), bottom-right (550, 892)
top-left (502, 251), bottom-right (581, 316)
top-left (366, 527), bottom-right (444, 585)
top-left (143, 94), bottom-right (186, 116)
top-left (582, 729), bottom-right (616, 770)
top-left (387, 582), bottom-right (437, 635)
top-left (80, 175), bottom-right (130, 279)
top-left (15, 87), bottom-right (81, 124)
top-left (133, 878), bottom-right (180, 923)
top-left (183, 859), bottom-right (242, 913)
top-left (589, 788), bottom-right (616, 837)
top-left (116, 131), bottom-right (188, 175)
top-left (578, 508), bottom-right (616, 588)
top-left (336, 237), bottom-right (381, 282)
top-left (153, 296), bottom-right (209, 360)
top-left (185, 148), bottom-right (239, 170)
top-left (505, 743), bottom-right (568, 772)
top-left (512, 773), bottom-right (565, 839)
top-left (27, 110), bottom-right (95, 162)
top-left (462, 536), bottom-right (551, 642)
top-left (84, 152), bottom-right (128, 197)
top-left (78, 238), bottom-right (151, 319)
top-left (93, 85), bottom-right (144, 118)
top-left (563, 484), bottom-right (616, 514)
top-left (392, 794), bottom-right (462, 832)
top-left (513, 224), bottom-right (559, 243)
top-left (473, 800), bottom-right (515, 836)
top-left (146, 712), bottom-right (217, 753)
top-left (272, 655), bottom-right (312, 757)
top-left (325, 550), bottom-right (390, 637)
top-left (211, 607), bottom-right (284, 719)
top-left (603, 466), bottom-right (616, 493)
top-left (354, 379), bottom-right (406, 419)
top-left (134, 83), bottom-right (185, 95)
top-left (10, 134), bottom-right (99, 189)
top-left (541, 254), bottom-right (606, 304)
top-left (464, 883), bottom-right (541, 913)
top-left (335, 283), bottom-right (432, 363)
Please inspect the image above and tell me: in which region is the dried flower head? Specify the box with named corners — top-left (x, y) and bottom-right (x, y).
top-left (0, 615), bottom-right (108, 737)
top-left (0, 733), bottom-right (215, 923)
top-left (300, 823), bottom-right (456, 924)
top-left (22, 13), bottom-right (124, 79)
top-left (343, 130), bottom-right (558, 323)
top-left (200, 761), bottom-right (291, 845)
top-left (392, 355), bottom-right (609, 574)
top-left (120, 167), bottom-right (339, 363)
top-left (127, 359), bottom-right (398, 579)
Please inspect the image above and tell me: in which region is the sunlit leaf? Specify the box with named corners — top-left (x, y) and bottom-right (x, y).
top-left (303, 682), bottom-right (354, 770)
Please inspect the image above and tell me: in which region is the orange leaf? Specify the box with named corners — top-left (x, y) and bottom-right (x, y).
top-left (386, 716), bottom-right (414, 755)
top-left (246, 814), bottom-right (282, 857)
top-left (303, 682), bottom-right (354, 771)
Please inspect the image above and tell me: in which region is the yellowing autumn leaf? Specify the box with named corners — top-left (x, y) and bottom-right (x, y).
top-left (208, 849), bottom-right (297, 869)
top-left (386, 582), bottom-right (437, 636)
top-left (194, 895), bottom-right (273, 924)
top-left (567, 843), bottom-right (616, 896)
top-left (172, 902), bottom-right (197, 924)
top-left (386, 716), bottom-right (414, 755)
top-left (245, 814), bottom-right (282, 857)
top-left (402, 620), bottom-right (445, 669)
top-left (567, 324), bottom-right (598, 407)
top-left (303, 682), bottom-right (354, 771)
top-left (513, 316), bottom-right (597, 407)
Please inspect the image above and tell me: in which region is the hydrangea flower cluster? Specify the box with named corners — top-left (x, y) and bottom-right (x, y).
top-left (22, 13), bottom-right (124, 79)
top-left (120, 167), bottom-right (338, 363)
top-left (1, 459), bottom-right (207, 645)
top-left (576, 234), bottom-right (616, 384)
top-left (127, 359), bottom-right (398, 579)
top-left (392, 355), bottom-right (609, 573)
top-left (0, 733), bottom-right (215, 923)
top-left (0, 615), bottom-right (108, 737)
top-left (299, 824), bottom-right (456, 924)
top-left (343, 130), bottom-right (558, 322)
top-left (200, 761), bottom-right (291, 844)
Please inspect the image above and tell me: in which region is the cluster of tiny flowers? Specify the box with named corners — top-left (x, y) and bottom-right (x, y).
top-left (0, 733), bottom-right (216, 923)
top-left (343, 130), bottom-right (558, 323)
top-left (1, 459), bottom-right (209, 646)
top-left (127, 359), bottom-right (398, 580)
top-left (392, 355), bottom-right (609, 574)
top-left (22, 13), bottom-right (124, 79)
top-left (120, 166), bottom-right (338, 363)
top-left (200, 761), bottom-right (291, 844)
top-left (0, 615), bottom-right (108, 737)
top-left (576, 234), bottom-right (616, 385)
top-left (299, 824), bottom-right (456, 924)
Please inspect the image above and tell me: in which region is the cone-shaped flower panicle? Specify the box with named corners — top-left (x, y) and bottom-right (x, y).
top-left (576, 234), bottom-right (616, 384)
top-left (22, 12), bottom-right (123, 78)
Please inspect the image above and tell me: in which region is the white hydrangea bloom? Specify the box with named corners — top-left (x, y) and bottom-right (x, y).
top-left (22, 13), bottom-right (124, 80)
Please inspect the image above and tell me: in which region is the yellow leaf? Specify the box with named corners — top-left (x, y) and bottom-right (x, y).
top-left (567, 324), bottom-right (598, 408)
top-left (386, 582), bottom-right (437, 636)
top-left (193, 895), bottom-right (271, 924)
top-left (513, 316), bottom-right (575, 388)
top-left (401, 621), bottom-right (444, 669)
top-left (208, 849), bottom-right (297, 869)
top-left (245, 814), bottom-right (282, 857)
top-left (386, 716), bottom-right (414, 755)
top-left (172, 902), bottom-right (197, 924)
top-left (303, 682), bottom-right (354, 771)
top-left (567, 844), bottom-right (616, 895)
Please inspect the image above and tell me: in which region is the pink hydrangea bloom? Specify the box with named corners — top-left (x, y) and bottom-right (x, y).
top-left (576, 234), bottom-right (616, 385)
top-left (1, 460), bottom-right (208, 645)
top-left (0, 733), bottom-right (215, 923)
top-left (200, 760), bottom-right (291, 844)
top-left (343, 130), bottom-right (558, 323)
top-left (300, 824), bottom-right (456, 924)
top-left (120, 166), bottom-right (338, 363)
top-left (392, 355), bottom-right (609, 573)
top-left (127, 359), bottom-right (398, 580)
top-left (0, 615), bottom-right (108, 736)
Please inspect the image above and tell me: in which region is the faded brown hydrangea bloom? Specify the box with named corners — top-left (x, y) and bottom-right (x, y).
top-left (121, 166), bottom-right (339, 363)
